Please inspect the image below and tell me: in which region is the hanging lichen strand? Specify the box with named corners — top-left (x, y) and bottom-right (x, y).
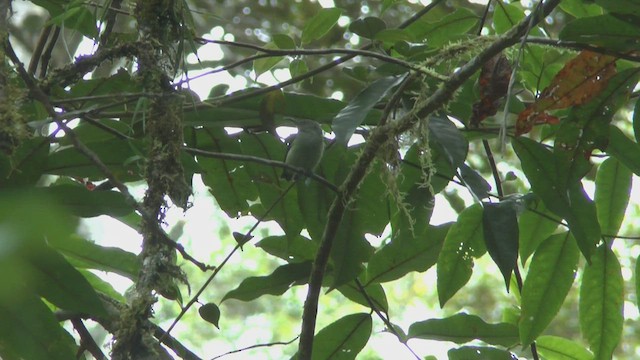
top-left (111, 1), bottom-right (190, 359)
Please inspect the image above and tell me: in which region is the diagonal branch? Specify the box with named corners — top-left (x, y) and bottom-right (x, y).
top-left (297, 0), bottom-right (562, 358)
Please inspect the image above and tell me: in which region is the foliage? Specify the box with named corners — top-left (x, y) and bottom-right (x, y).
top-left (2, 0), bottom-right (640, 359)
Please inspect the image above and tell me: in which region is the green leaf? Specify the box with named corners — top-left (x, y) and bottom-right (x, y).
top-left (483, 201), bottom-right (519, 290)
top-left (448, 346), bottom-right (517, 360)
top-left (519, 232), bottom-right (579, 346)
top-left (330, 208), bottom-right (375, 288)
top-left (199, 303), bottom-right (221, 329)
top-left (349, 17), bottom-right (386, 39)
top-left (48, 4), bottom-right (98, 38)
top-left (337, 281), bottom-right (388, 313)
top-left (429, 116), bottom-right (469, 170)
top-left (595, 0), bottom-right (640, 15)
top-left (289, 59), bottom-right (309, 78)
top-left (0, 294), bottom-right (77, 360)
top-left (536, 335), bottom-right (594, 360)
top-left (221, 262), bottom-right (312, 302)
top-left (437, 204), bottom-right (485, 307)
top-left (366, 224), bottom-right (449, 284)
top-left (493, 2), bottom-right (524, 34)
top-left (301, 7), bottom-right (343, 45)
top-left (634, 100), bottom-right (640, 143)
top-left (513, 138), bottom-right (599, 261)
top-left (579, 246), bottom-right (623, 359)
top-left (519, 199), bottom-right (559, 265)
top-left (78, 269), bottom-right (125, 302)
top-left (255, 235), bottom-right (318, 263)
top-left (595, 158), bottom-right (632, 237)
top-left (28, 246), bottom-right (108, 316)
top-left (46, 139), bottom-right (145, 181)
top-left (253, 42), bottom-right (284, 77)
top-left (459, 163), bottom-right (490, 200)
top-left (332, 75), bottom-right (405, 145)
top-left (408, 313), bottom-right (519, 347)
top-left (272, 34), bottom-right (296, 49)
top-left (309, 313), bottom-right (372, 360)
top-left (405, 8), bottom-right (478, 47)
top-left (44, 184), bottom-right (134, 217)
top-left (607, 125), bottom-right (640, 176)
top-left (0, 137), bottom-right (48, 187)
top-left (560, 14), bottom-right (640, 51)
top-left (373, 29), bottom-right (414, 45)
top-left (48, 234), bottom-right (140, 280)
top-left (559, 0), bottom-right (603, 18)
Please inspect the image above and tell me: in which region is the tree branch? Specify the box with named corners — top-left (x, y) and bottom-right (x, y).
top-left (297, 0), bottom-right (562, 358)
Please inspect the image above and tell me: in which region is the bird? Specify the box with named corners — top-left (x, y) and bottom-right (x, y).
top-left (281, 120), bottom-right (324, 181)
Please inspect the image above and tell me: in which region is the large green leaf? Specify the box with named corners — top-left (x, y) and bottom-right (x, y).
top-left (483, 201), bottom-right (519, 289)
top-left (44, 184), bottom-right (134, 217)
top-left (519, 199), bottom-right (559, 265)
top-left (366, 224), bottom-right (448, 284)
top-left (0, 137), bottom-right (49, 187)
top-left (46, 139), bottom-right (145, 181)
top-left (560, 14), bottom-right (640, 51)
top-left (595, 158), bottom-right (632, 237)
top-left (349, 17), bottom-right (386, 39)
top-left (0, 294), bottom-right (77, 360)
top-left (330, 208), bottom-right (375, 288)
top-left (255, 235), bottom-right (318, 263)
top-left (448, 346), bottom-right (517, 360)
top-left (536, 335), bottom-right (594, 360)
top-left (337, 281), bottom-right (388, 313)
top-left (436, 204), bottom-right (485, 307)
top-left (408, 313), bottom-right (519, 347)
top-left (513, 138), bottom-right (599, 261)
top-left (404, 8), bottom-right (478, 47)
top-left (579, 246), bottom-right (623, 359)
top-left (606, 125), bottom-right (640, 178)
top-left (28, 245), bottom-right (108, 316)
top-left (48, 234), bottom-right (140, 280)
top-left (332, 75), bottom-right (405, 145)
top-left (301, 7), bottom-right (343, 45)
top-left (520, 232), bottom-right (579, 346)
top-left (221, 262), bottom-right (312, 302)
top-left (308, 313), bottom-right (372, 360)
top-left (428, 116), bottom-right (469, 170)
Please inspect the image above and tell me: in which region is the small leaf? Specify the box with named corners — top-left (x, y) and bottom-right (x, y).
top-left (448, 346), bottom-right (517, 360)
top-left (289, 59), bottom-right (309, 78)
top-left (536, 335), bottom-right (594, 360)
top-left (232, 231), bottom-right (253, 249)
top-left (482, 201), bottom-right (519, 290)
top-left (337, 281), bottom-right (388, 313)
top-left (405, 8), bottom-right (478, 47)
top-left (595, 158), bottom-right (632, 237)
top-left (519, 232), bottom-right (579, 346)
top-left (253, 42), bottom-right (284, 77)
top-left (332, 75), bottom-right (405, 145)
top-left (309, 313), bottom-right (372, 360)
top-left (301, 8), bottom-right (343, 45)
top-left (221, 262), bottom-right (312, 302)
top-left (272, 34), bottom-right (296, 49)
top-left (408, 313), bottom-right (519, 347)
top-left (349, 17), bottom-right (386, 39)
top-left (199, 303), bottom-right (221, 329)
top-left (579, 245), bottom-right (623, 359)
top-left (255, 235), bottom-right (318, 262)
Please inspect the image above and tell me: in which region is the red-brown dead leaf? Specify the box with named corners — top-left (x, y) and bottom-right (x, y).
top-left (470, 54), bottom-right (512, 127)
top-left (516, 51), bottom-right (616, 135)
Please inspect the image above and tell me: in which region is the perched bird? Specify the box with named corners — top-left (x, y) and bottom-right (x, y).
top-left (281, 120), bottom-right (324, 181)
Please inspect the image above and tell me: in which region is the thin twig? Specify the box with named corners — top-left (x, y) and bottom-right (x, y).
top-left (354, 279), bottom-right (421, 360)
top-left (210, 337), bottom-right (299, 360)
top-left (160, 182), bottom-right (297, 340)
top-left (71, 317), bottom-right (107, 360)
